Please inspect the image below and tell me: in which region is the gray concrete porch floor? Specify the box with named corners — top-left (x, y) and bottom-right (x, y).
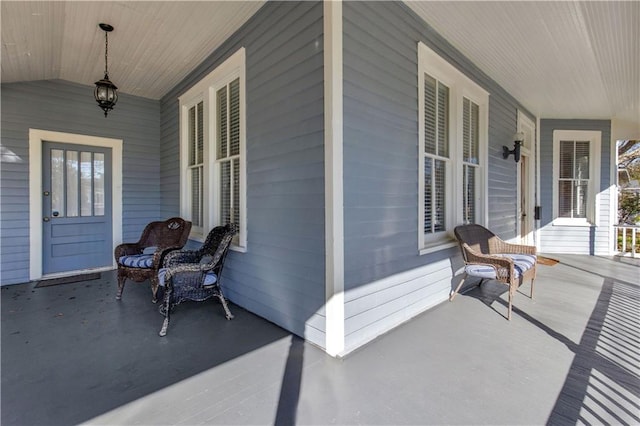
top-left (2, 254), bottom-right (639, 425)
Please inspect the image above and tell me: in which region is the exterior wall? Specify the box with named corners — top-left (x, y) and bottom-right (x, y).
top-left (0, 79), bottom-right (160, 285)
top-left (159, 2), bottom-right (327, 346)
top-left (539, 119), bottom-right (612, 255)
top-left (341, 1), bottom-right (535, 352)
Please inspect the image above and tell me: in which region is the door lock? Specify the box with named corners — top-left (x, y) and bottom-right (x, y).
top-left (43, 217), bottom-right (50, 222)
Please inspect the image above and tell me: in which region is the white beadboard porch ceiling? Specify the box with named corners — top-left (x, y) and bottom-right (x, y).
top-left (0, 1), bottom-right (265, 100)
top-left (407, 1), bottom-right (639, 123)
top-left (1, 1), bottom-right (638, 123)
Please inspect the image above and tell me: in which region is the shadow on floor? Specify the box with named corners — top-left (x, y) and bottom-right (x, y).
top-left (1, 271), bottom-right (293, 426)
top-left (451, 257), bottom-right (640, 425)
top-left (543, 277), bottom-right (640, 425)
top-left (453, 277), bottom-right (533, 320)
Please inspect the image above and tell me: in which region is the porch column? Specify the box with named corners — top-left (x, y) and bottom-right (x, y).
top-left (324, 0), bottom-right (345, 357)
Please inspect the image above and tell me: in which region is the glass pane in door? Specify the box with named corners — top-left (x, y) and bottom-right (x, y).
top-left (94, 153), bottom-right (105, 216)
top-left (80, 152), bottom-right (92, 216)
top-left (66, 151), bottom-right (79, 217)
top-left (51, 149), bottom-right (65, 217)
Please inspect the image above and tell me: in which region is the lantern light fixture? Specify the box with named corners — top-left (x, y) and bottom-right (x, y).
top-left (94, 23), bottom-right (118, 117)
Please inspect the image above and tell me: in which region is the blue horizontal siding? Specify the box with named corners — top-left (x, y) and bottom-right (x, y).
top-left (0, 79), bottom-right (160, 285)
top-left (539, 119), bottom-right (612, 255)
top-left (342, 1), bottom-right (536, 350)
top-left (159, 1), bottom-right (326, 347)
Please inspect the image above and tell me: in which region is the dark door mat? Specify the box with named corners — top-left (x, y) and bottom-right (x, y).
top-left (35, 272), bottom-right (101, 288)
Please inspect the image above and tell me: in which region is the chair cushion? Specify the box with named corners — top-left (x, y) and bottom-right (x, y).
top-left (500, 254), bottom-right (537, 275)
top-left (142, 246), bottom-right (158, 255)
top-left (157, 268), bottom-right (218, 287)
top-left (464, 264), bottom-right (499, 279)
top-left (465, 254), bottom-right (536, 279)
top-left (119, 254), bottom-right (154, 268)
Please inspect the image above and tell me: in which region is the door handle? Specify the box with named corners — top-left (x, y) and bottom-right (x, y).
top-left (43, 217), bottom-right (50, 222)
top-left (52, 211), bottom-right (59, 217)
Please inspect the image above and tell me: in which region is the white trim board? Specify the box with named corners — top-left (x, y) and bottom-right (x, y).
top-left (341, 260), bottom-right (452, 356)
top-left (29, 129), bottom-right (123, 280)
top-left (323, 0), bottom-right (345, 357)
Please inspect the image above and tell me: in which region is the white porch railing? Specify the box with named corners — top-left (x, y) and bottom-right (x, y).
top-left (614, 225), bottom-right (639, 257)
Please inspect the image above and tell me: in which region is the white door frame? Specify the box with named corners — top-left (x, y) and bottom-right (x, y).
top-left (29, 129), bottom-right (123, 280)
top-left (516, 111), bottom-right (536, 245)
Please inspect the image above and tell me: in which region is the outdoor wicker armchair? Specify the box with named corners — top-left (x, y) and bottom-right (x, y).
top-left (115, 217), bottom-right (192, 303)
top-left (157, 223), bottom-right (236, 336)
top-left (451, 224), bottom-right (537, 320)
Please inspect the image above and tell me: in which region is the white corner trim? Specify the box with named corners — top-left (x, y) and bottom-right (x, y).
top-left (324, 0), bottom-right (345, 357)
top-left (609, 134), bottom-right (619, 255)
top-left (28, 129), bottom-right (123, 280)
top-left (535, 116), bottom-right (541, 251)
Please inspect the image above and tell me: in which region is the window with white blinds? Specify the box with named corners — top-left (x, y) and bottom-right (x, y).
top-left (216, 78), bottom-right (241, 242)
top-left (187, 101), bottom-right (204, 229)
top-left (418, 42), bottom-right (488, 253)
top-left (552, 130), bottom-right (600, 225)
top-left (423, 74), bottom-right (449, 235)
top-left (558, 140), bottom-right (590, 218)
top-left (179, 48), bottom-right (246, 249)
top-left (462, 97), bottom-right (480, 224)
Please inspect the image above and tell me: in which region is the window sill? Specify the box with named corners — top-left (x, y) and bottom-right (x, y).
top-left (420, 239), bottom-right (458, 255)
top-left (552, 219), bottom-right (594, 227)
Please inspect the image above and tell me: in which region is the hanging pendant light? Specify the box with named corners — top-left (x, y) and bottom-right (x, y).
top-left (94, 23), bottom-right (118, 117)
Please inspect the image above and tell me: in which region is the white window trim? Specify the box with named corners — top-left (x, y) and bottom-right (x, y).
top-left (552, 130), bottom-right (601, 227)
top-left (179, 47), bottom-right (247, 251)
top-left (417, 42), bottom-right (489, 254)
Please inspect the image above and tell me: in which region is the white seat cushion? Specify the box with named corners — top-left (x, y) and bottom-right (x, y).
top-left (118, 254), bottom-right (154, 268)
top-left (465, 254), bottom-right (536, 279)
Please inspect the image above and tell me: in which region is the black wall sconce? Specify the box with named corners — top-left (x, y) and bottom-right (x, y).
top-left (503, 131), bottom-right (525, 162)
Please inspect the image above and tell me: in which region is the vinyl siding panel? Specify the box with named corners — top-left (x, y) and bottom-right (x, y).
top-left (539, 119), bottom-right (612, 255)
top-left (0, 79), bottom-right (160, 285)
top-left (488, 98), bottom-right (521, 235)
top-left (342, 1), bottom-right (535, 351)
top-left (159, 2), bottom-right (326, 347)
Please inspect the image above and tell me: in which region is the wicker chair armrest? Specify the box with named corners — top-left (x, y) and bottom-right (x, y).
top-left (114, 243), bottom-right (143, 259)
top-left (164, 263), bottom-right (203, 275)
top-left (462, 243), bottom-right (513, 268)
top-left (152, 246), bottom-right (184, 269)
top-left (162, 250), bottom-right (201, 268)
top-left (463, 243), bottom-right (518, 282)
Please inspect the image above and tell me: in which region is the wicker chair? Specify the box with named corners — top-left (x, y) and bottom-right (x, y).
top-left (115, 217), bottom-right (192, 302)
top-left (451, 224), bottom-right (537, 320)
top-left (157, 224), bottom-right (236, 337)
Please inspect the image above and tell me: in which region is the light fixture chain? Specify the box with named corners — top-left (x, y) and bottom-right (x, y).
top-left (104, 30), bottom-right (109, 76)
